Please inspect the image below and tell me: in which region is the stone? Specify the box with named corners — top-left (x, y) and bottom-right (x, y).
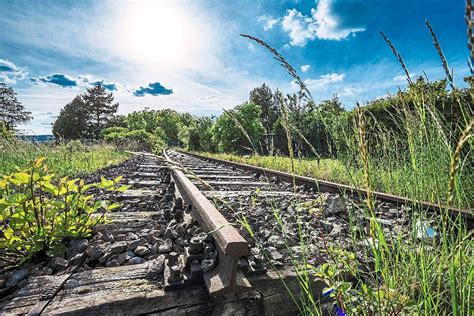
top-left (127, 238), bottom-right (147, 251)
top-left (68, 239), bottom-right (89, 256)
top-left (324, 194), bottom-right (347, 215)
top-left (86, 245), bottom-right (105, 262)
top-left (127, 232), bottom-right (139, 240)
top-left (135, 245), bottom-right (151, 256)
top-left (376, 218), bottom-right (393, 226)
top-left (201, 259), bottom-right (216, 272)
top-left (102, 232), bottom-right (115, 242)
top-left (269, 250), bottom-right (283, 261)
top-left (115, 234), bottom-right (127, 241)
top-left (6, 269), bottom-right (28, 288)
top-left (146, 255), bottom-right (165, 279)
top-left (50, 257), bottom-right (69, 271)
top-left (129, 257), bottom-right (146, 265)
top-left (106, 260), bottom-right (120, 267)
top-left (164, 228), bottom-right (179, 240)
top-left (125, 251), bottom-right (136, 261)
top-left (109, 241), bottom-right (128, 254)
top-left (69, 253), bottom-right (86, 266)
top-left (159, 238), bottom-right (173, 253)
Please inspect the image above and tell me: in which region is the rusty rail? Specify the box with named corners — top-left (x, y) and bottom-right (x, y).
top-left (178, 150), bottom-right (473, 230)
top-left (163, 150), bottom-right (251, 295)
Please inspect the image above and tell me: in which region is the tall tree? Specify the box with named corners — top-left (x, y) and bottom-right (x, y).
top-left (52, 96), bottom-right (90, 139)
top-left (83, 83), bottom-right (118, 139)
top-left (0, 83), bottom-right (32, 130)
top-left (249, 83), bottom-right (278, 132)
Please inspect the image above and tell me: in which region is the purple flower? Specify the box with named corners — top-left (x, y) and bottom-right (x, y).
top-left (335, 305), bottom-right (347, 316)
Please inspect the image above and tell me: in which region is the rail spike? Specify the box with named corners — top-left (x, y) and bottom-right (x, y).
top-left (163, 150), bottom-right (251, 295)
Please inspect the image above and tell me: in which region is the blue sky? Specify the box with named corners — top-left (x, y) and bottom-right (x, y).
top-left (0, 0), bottom-right (470, 134)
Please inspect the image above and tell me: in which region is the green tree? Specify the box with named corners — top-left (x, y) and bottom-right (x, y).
top-left (52, 96), bottom-right (91, 139)
top-left (83, 83), bottom-right (119, 139)
top-left (155, 109), bottom-right (182, 144)
top-left (212, 102), bottom-right (264, 153)
top-left (0, 83), bottom-right (32, 130)
top-left (188, 116), bottom-right (214, 151)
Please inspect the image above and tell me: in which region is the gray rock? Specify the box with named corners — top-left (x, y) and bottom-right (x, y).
top-left (102, 232), bottom-right (115, 242)
top-left (69, 253), bottom-right (86, 266)
top-left (125, 250), bottom-right (135, 260)
top-left (324, 194), bottom-right (347, 215)
top-left (115, 234), bottom-right (127, 241)
top-left (159, 238), bottom-right (173, 253)
top-left (129, 257), bottom-right (146, 265)
top-left (376, 218), bottom-right (393, 226)
top-left (116, 253), bottom-right (128, 265)
top-left (127, 238), bottom-right (147, 251)
top-left (6, 269), bottom-right (28, 288)
top-left (127, 232), bottom-right (139, 240)
top-left (86, 245), bottom-right (105, 262)
top-left (68, 239), bottom-right (88, 255)
top-left (164, 228), bottom-right (179, 240)
top-left (135, 245), bottom-right (150, 256)
top-left (106, 260), bottom-right (120, 267)
top-left (50, 257), bottom-right (69, 271)
top-left (269, 250), bottom-right (283, 261)
top-left (109, 241), bottom-right (128, 254)
top-left (146, 255), bottom-right (165, 279)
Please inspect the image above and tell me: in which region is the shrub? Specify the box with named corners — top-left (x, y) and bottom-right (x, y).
top-left (0, 157), bottom-right (128, 266)
top-left (103, 128), bottom-right (165, 153)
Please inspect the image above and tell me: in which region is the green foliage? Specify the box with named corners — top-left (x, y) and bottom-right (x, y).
top-left (187, 116), bottom-right (215, 152)
top-left (0, 83), bottom-right (32, 130)
top-left (212, 102), bottom-right (265, 153)
top-left (0, 158), bottom-right (128, 265)
top-left (0, 121), bottom-right (14, 139)
top-left (103, 128), bottom-right (165, 152)
top-left (52, 96), bottom-right (91, 140)
top-left (0, 139), bottom-right (129, 177)
top-left (53, 83), bottom-right (119, 140)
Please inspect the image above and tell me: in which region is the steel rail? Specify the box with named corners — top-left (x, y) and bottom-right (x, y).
top-left (178, 150), bottom-right (473, 229)
top-left (163, 150), bottom-right (251, 295)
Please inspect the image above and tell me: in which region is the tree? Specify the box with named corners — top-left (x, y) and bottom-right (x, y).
top-left (188, 116), bottom-right (215, 151)
top-left (249, 83), bottom-right (279, 132)
top-left (83, 83), bottom-right (118, 139)
top-left (52, 96), bottom-right (91, 139)
top-left (0, 83), bottom-right (32, 130)
top-left (211, 102), bottom-right (265, 153)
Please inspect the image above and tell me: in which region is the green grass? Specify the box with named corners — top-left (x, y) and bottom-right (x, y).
top-left (0, 139), bottom-right (130, 177)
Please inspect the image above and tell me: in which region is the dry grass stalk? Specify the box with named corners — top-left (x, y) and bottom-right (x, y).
top-left (380, 31), bottom-right (413, 85)
top-left (447, 117), bottom-right (473, 206)
top-left (425, 20), bottom-right (455, 89)
top-left (240, 34), bottom-right (314, 103)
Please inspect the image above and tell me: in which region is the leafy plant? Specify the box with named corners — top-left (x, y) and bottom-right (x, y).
top-left (0, 157), bottom-right (128, 267)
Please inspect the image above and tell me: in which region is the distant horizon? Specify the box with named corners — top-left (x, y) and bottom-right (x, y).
top-left (1, 0), bottom-right (470, 134)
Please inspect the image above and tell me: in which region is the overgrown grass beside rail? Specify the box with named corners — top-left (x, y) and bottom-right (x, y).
top-left (0, 139), bottom-right (130, 177)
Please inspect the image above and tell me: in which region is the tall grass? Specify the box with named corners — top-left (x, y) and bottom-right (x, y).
top-left (0, 139), bottom-right (130, 177)
top-left (236, 23), bottom-right (473, 315)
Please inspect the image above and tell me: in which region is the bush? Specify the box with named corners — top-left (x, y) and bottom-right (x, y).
top-left (102, 128), bottom-right (165, 153)
top-left (0, 158), bottom-right (128, 266)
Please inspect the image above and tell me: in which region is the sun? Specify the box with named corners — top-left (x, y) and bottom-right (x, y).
top-left (113, 1), bottom-right (206, 68)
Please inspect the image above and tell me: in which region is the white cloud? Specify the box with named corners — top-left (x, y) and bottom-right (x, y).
top-left (292, 73), bottom-right (345, 89)
top-left (281, 9), bottom-right (318, 46)
top-left (280, 0), bottom-right (367, 46)
top-left (0, 59), bottom-right (27, 84)
top-left (301, 64), bottom-right (310, 72)
top-left (258, 15), bottom-right (280, 31)
top-left (247, 43), bottom-right (255, 50)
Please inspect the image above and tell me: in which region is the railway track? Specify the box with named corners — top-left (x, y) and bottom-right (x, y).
top-left (2, 150), bottom-right (470, 314)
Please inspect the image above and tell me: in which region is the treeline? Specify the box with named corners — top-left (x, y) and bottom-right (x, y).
top-left (46, 77), bottom-right (472, 160)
